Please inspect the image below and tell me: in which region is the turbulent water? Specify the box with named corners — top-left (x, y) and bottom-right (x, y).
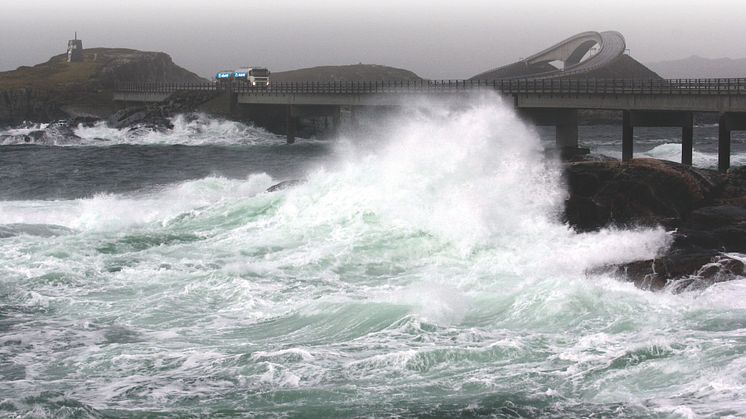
top-left (1, 96), bottom-right (746, 417)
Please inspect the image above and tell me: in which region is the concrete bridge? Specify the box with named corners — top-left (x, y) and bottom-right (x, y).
top-left (114, 78), bottom-right (746, 171)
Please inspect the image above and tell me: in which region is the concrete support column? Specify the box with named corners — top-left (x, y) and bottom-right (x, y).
top-left (719, 113), bottom-right (731, 172)
top-left (229, 92), bottom-right (238, 116)
top-left (681, 112), bottom-right (694, 166)
top-left (286, 105), bottom-right (296, 144)
top-left (332, 107), bottom-right (341, 129)
top-left (556, 109), bottom-right (579, 148)
top-left (350, 107), bottom-right (360, 130)
top-left (330, 107), bottom-right (342, 137)
top-left (622, 110), bottom-right (633, 162)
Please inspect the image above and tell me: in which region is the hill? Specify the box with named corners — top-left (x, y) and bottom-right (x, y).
top-left (0, 48), bottom-right (205, 90)
top-left (574, 55), bottom-right (661, 79)
top-left (646, 55), bottom-right (746, 78)
top-left (0, 49), bottom-right (206, 124)
top-left (271, 64), bottom-right (422, 83)
top-left (471, 54), bottom-right (661, 80)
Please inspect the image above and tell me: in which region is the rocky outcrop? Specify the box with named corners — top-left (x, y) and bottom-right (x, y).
top-left (564, 159), bottom-right (746, 291)
top-left (266, 180), bottom-right (305, 192)
top-left (0, 89), bottom-right (67, 126)
top-left (564, 159), bottom-right (724, 231)
top-left (0, 117), bottom-right (98, 145)
top-left (88, 49), bottom-right (205, 86)
top-left (106, 90), bottom-right (219, 130)
top-left (0, 48), bottom-right (206, 126)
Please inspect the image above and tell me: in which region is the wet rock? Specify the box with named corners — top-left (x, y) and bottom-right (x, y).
top-left (69, 116), bottom-right (100, 128)
top-left (107, 107), bottom-right (171, 130)
top-left (672, 205), bottom-right (746, 253)
top-left (565, 159), bottom-right (746, 291)
top-left (619, 252), bottom-right (744, 292)
top-left (266, 179), bottom-right (305, 192)
top-left (17, 121), bottom-right (82, 145)
top-left (0, 134), bottom-right (32, 145)
top-left (564, 159), bottom-right (725, 231)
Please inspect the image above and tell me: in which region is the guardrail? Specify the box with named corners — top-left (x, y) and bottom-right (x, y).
top-left (115, 78), bottom-right (746, 96)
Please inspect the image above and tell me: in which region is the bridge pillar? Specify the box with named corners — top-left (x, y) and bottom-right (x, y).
top-left (517, 108), bottom-right (579, 151)
top-left (286, 105), bottom-right (297, 144)
top-left (682, 115), bottom-right (694, 166)
top-left (556, 110), bottom-right (579, 148)
top-left (622, 111), bottom-right (694, 164)
top-left (719, 116), bottom-right (730, 172)
top-left (622, 110), bottom-right (633, 161)
top-left (717, 112), bottom-right (746, 172)
top-left (332, 107), bottom-right (341, 134)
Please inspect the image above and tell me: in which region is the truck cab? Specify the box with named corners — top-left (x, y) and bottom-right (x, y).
top-left (233, 67), bottom-right (270, 87)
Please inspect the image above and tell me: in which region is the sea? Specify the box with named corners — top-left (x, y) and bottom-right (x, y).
top-left (1, 94), bottom-right (746, 417)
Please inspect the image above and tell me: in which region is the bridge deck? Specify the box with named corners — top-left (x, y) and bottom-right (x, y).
top-left (114, 78), bottom-right (746, 112)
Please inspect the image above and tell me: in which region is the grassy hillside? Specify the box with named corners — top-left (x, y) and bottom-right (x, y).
top-left (0, 48), bottom-right (205, 90)
top-left (272, 64), bottom-right (422, 82)
top-left (0, 48), bottom-right (207, 123)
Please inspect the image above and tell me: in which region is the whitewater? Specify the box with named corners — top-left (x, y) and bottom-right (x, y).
top-left (1, 95), bottom-right (746, 417)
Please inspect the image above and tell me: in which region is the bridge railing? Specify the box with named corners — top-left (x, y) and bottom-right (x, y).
top-left (115, 82), bottom-right (219, 93)
top-left (115, 78), bottom-right (746, 96)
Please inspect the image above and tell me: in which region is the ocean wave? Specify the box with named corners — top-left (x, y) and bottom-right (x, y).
top-left (73, 113), bottom-right (288, 146)
top-left (1, 93), bottom-right (744, 416)
top-left (600, 142), bottom-right (746, 168)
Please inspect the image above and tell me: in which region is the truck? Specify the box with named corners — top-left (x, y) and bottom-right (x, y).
top-left (231, 67), bottom-right (271, 87)
top-left (215, 68), bottom-right (271, 87)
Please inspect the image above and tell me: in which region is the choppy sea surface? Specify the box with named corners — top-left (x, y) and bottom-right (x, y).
top-left (2, 97), bottom-right (746, 417)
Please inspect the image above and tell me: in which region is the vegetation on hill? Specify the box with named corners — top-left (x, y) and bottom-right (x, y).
top-left (0, 48), bottom-right (205, 90)
top-left (271, 64), bottom-right (422, 83)
top-left (0, 49), bottom-right (206, 124)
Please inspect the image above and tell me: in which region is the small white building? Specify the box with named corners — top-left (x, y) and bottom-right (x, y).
top-left (67, 33), bottom-right (83, 63)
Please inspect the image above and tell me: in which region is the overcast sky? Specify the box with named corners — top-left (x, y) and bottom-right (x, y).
top-left (2, 0), bottom-right (745, 79)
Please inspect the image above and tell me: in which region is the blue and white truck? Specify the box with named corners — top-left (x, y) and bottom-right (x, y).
top-left (215, 67), bottom-right (271, 87)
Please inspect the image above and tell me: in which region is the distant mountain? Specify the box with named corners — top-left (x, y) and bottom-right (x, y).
top-left (646, 56), bottom-right (746, 78)
top-left (271, 64), bottom-right (422, 83)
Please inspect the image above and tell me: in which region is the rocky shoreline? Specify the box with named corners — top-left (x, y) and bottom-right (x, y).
top-left (0, 98), bottom-right (207, 145)
top-left (564, 158), bottom-right (746, 291)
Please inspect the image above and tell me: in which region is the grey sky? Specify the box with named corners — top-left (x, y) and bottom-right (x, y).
top-left (2, 0), bottom-right (745, 79)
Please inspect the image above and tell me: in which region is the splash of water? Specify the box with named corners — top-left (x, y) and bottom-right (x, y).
top-left (2, 93), bottom-right (745, 417)
top-left (73, 113), bottom-right (286, 146)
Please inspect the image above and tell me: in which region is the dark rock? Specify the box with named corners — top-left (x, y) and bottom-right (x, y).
top-left (69, 116), bottom-right (100, 128)
top-left (0, 134), bottom-right (31, 144)
top-left (18, 120), bottom-right (81, 145)
top-left (266, 180), bottom-right (305, 193)
top-left (719, 166), bottom-right (746, 205)
top-left (565, 159), bottom-right (746, 291)
top-left (564, 159), bottom-right (725, 231)
top-left (673, 205), bottom-right (746, 253)
top-left (107, 106), bottom-right (173, 130)
top-left (560, 146), bottom-right (590, 161)
top-left (619, 251), bottom-right (744, 291)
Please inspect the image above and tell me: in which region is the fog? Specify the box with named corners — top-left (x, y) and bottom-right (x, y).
top-left (2, 0), bottom-right (745, 78)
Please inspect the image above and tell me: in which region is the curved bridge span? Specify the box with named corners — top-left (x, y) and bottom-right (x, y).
top-left (472, 31), bottom-right (626, 80)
